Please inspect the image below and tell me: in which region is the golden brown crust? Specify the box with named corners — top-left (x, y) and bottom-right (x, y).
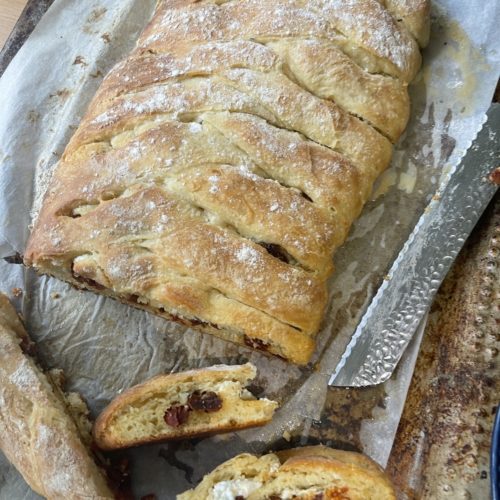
top-left (267, 39), bottom-right (410, 142)
top-left (140, 0), bottom-right (421, 82)
top-left (259, 454), bottom-right (395, 500)
top-left (0, 294), bottom-right (114, 499)
top-left (382, 0), bottom-right (431, 47)
top-left (25, 0), bottom-right (428, 364)
top-left (177, 445), bottom-right (397, 499)
top-left (93, 363), bottom-right (278, 450)
top-left (275, 445), bottom-right (386, 474)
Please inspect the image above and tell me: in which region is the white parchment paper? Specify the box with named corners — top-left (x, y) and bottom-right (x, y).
top-left (0, 0), bottom-right (499, 498)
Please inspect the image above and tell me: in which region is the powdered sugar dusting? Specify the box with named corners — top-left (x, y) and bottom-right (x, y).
top-left (110, 39), bottom-right (279, 98)
top-left (221, 68), bottom-right (335, 150)
top-left (235, 245), bottom-right (261, 266)
top-left (8, 359), bottom-right (41, 391)
top-left (188, 122), bottom-right (203, 133)
top-left (309, 0), bottom-right (418, 77)
top-left (208, 174), bottom-right (220, 193)
top-left (89, 77), bottom-right (276, 131)
top-left (36, 424), bottom-right (79, 494)
top-left (139, 0), bottom-right (417, 80)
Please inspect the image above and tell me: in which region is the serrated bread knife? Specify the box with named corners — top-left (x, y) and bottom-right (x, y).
top-left (330, 103), bottom-right (500, 387)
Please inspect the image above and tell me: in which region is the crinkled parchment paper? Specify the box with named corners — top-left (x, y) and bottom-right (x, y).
top-left (0, 0), bottom-right (499, 498)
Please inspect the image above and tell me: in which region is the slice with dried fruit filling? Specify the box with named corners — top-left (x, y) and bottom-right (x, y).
top-left (93, 363), bottom-right (277, 450)
top-left (178, 445), bottom-right (396, 500)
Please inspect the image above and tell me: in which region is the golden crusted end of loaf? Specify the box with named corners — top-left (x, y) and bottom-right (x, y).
top-left (93, 363), bottom-right (278, 450)
top-left (384, 0), bottom-right (431, 47)
top-left (177, 445), bottom-right (396, 500)
top-left (0, 293), bottom-right (114, 499)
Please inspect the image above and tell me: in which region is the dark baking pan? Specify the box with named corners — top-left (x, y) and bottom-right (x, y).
top-left (0, 0), bottom-right (54, 76)
top-left (492, 405), bottom-right (500, 500)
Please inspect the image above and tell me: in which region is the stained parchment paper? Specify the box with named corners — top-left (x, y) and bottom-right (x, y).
top-left (0, 0), bottom-right (499, 498)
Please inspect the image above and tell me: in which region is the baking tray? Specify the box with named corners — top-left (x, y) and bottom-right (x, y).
top-left (388, 192), bottom-right (500, 499)
top-left (0, 2), bottom-right (498, 499)
top-left (0, 0), bottom-right (54, 76)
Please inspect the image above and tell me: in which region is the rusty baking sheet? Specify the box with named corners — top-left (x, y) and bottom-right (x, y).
top-left (388, 88), bottom-right (499, 499)
top-left (388, 193), bottom-right (500, 499)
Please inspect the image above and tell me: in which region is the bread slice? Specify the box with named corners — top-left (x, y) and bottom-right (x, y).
top-left (178, 445), bottom-right (396, 500)
top-left (254, 447), bottom-right (396, 500)
top-left (93, 363), bottom-right (278, 450)
top-left (0, 293), bottom-right (114, 499)
top-left (177, 453), bottom-right (281, 500)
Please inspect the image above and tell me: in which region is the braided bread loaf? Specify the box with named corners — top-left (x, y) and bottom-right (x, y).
top-left (25, 0), bottom-right (429, 364)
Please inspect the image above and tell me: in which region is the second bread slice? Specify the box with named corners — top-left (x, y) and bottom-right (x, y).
top-left (93, 363), bottom-right (278, 450)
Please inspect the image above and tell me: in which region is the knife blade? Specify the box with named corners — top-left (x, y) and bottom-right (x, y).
top-left (330, 103), bottom-right (500, 387)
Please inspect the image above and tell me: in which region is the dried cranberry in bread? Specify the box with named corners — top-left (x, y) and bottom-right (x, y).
top-left (93, 363), bottom-right (278, 450)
